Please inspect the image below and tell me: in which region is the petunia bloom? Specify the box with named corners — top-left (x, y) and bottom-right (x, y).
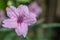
top-left (0, 10), bottom-right (5, 25)
top-left (29, 2), bottom-right (42, 17)
top-left (2, 5), bottom-right (36, 37)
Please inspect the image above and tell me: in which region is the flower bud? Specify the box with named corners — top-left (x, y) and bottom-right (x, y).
top-left (7, 1), bottom-right (13, 7)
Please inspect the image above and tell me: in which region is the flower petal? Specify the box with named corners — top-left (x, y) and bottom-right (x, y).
top-left (24, 13), bottom-right (37, 25)
top-left (30, 12), bottom-right (36, 17)
top-left (9, 6), bottom-right (19, 16)
top-left (29, 2), bottom-right (42, 16)
top-left (15, 23), bottom-right (28, 37)
top-left (6, 6), bottom-right (17, 18)
top-left (17, 5), bottom-right (29, 16)
top-left (15, 26), bottom-right (22, 36)
top-left (2, 18), bottom-right (17, 28)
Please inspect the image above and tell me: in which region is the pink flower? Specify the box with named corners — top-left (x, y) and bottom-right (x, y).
top-left (29, 2), bottom-right (42, 17)
top-left (2, 5), bottom-right (36, 37)
top-left (0, 10), bottom-right (5, 25)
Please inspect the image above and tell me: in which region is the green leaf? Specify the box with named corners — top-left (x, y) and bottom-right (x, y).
top-left (14, 36), bottom-right (24, 40)
top-left (36, 18), bottom-right (45, 25)
top-left (16, 0), bottom-right (31, 3)
top-left (37, 28), bottom-right (48, 40)
top-left (15, 34), bottom-right (31, 40)
top-left (4, 32), bottom-right (15, 40)
top-left (0, 0), bottom-right (7, 10)
top-left (42, 23), bottom-right (60, 28)
top-left (0, 28), bottom-right (13, 31)
top-left (26, 34), bottom-right (31, 40)
top-left (16, 0), bottom-right (32, 6)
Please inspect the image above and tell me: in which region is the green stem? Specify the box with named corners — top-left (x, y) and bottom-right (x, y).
top-left (26, 34), bottom-right (31, 40)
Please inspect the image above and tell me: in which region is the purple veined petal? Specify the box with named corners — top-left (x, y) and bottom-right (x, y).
top-left (2, 18), bottom-right (17, 28)
top-left (15, 23), bottom-right (28, 37)
top-left (10, 6), bottom-right (19, 16)
top-left (15, 26), bottom-right (22, 36)
top-left (24, 18), bottom-right (36, 26)
top-left (24, 13), bottom-right (37, 25)
top-left (17, 5), bottom-right (29, 16)
top-left (6, 7), bottom-right (17, 18)
top-left (21, 23), bottom-right (28, 37)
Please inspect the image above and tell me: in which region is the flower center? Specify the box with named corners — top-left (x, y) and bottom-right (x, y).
top-left (17, 16), bottom-right (23, 24)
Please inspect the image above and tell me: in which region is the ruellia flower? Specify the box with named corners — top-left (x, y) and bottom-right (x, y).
top-left (29, 2), bottom-right (42, 17)
top-left (2, 5), bottom-right (36, 37)
top-left (0, 10), bottom-right (5, 25)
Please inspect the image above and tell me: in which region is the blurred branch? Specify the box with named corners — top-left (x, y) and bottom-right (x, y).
top-left (45, 0), bottom-right (57, 22)
top-left (56, 0), bottom-right (60, 17)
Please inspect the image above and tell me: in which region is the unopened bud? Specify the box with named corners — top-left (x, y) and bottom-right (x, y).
top-left (7, 1), bottom-right (13, 7)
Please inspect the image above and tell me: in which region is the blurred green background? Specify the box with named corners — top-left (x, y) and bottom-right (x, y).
top-left (0, 0), bottom-right (60, 40)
